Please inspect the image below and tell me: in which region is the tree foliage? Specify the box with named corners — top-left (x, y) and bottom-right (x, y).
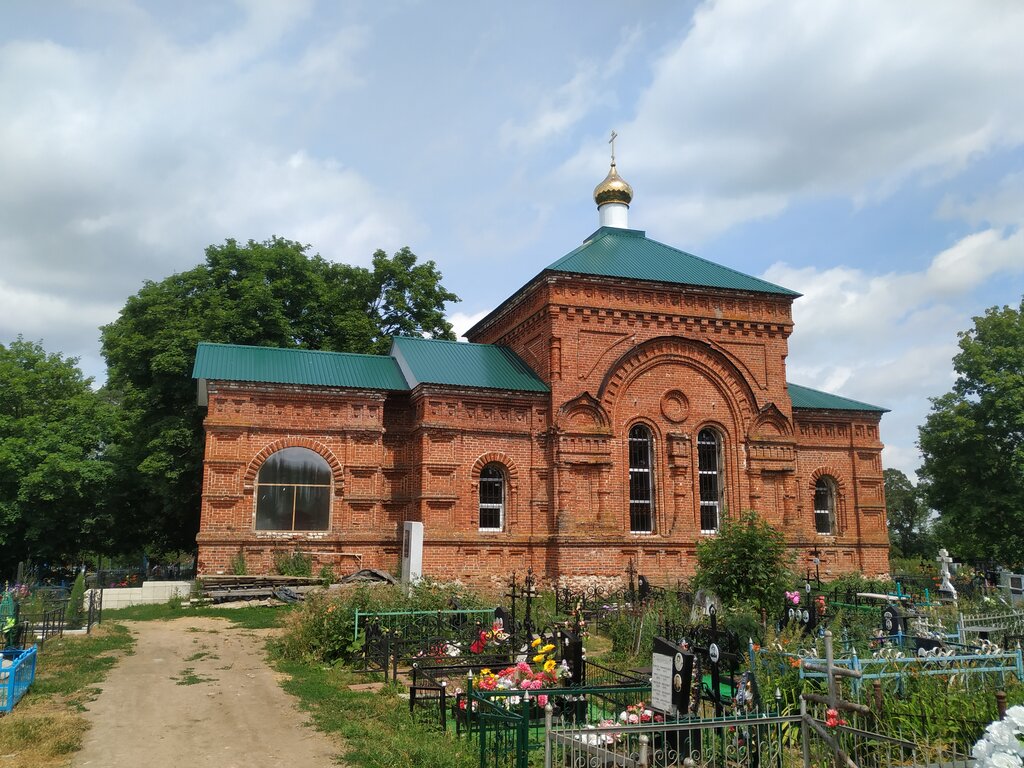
top-left (883, 468), bottom-right (932, 558)
top-left (100, 237), bottom-right (459, 552)
top-left (0, 338), bottom-right (121, 567)
top-left (918, 298), bottom-right (1024, 567)
top-left (691, 510), bottom-right (793, 614)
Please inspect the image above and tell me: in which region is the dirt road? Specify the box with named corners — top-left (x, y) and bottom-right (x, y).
top-left (72, 616), bottom-right (342, 768)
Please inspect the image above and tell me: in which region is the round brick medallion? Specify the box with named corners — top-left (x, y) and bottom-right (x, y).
top-left (660, 390), bottom-right (689, 423)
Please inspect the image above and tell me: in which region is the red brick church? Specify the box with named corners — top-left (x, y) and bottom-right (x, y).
top-left (193, 158), bottom-right (890, 583)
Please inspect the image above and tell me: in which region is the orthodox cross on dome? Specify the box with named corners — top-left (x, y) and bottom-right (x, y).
top-left (609, 130), bottom-right (618, 165)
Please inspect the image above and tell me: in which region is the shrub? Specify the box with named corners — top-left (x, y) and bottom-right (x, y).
top-left (692, 510), bottom-right (792, 615)
top-left (274, 550), bottom-right (313, 577)
top-left (272, 578), bottom-right (488, 664)
top-left (65, 572), bottom-right (86, 629)
top-left (229, 549), bottom-right (247, 576)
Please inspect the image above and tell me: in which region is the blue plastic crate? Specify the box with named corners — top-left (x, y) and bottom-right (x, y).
top-left (0, 645), bottom-right (37, 713)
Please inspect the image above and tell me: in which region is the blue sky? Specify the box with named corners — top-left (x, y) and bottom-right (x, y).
top-left (2, 0), bottom-right (1023, 480)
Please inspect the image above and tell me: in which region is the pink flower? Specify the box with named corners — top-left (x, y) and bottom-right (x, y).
top-left (537, 694), bottom-right (548, 707)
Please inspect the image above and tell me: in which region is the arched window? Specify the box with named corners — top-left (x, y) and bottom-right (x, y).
top-left (479, 464), bottom-right (505, 531)
top-left (697, 429), bottom-right (723, 533)
top-left (814, 477), bottom-right (837, 535)
top-left (628, 424), bottom-right (655, 533)
top-left (255, 447), bottom-right (331, 531)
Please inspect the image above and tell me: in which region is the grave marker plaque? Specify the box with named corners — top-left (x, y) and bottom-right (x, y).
top-left (652, 636), bottom-right (693, 716)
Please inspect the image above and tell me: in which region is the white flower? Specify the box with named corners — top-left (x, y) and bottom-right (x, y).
top-left (988, 752), bottom-right (1023, 768)
top-left (1007, 707), bottom-right (1024, 731)
top-left (974, 712), bottom-right (1024, 768)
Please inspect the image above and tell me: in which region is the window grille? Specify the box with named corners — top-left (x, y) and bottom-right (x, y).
top-left (698, 429), bottom-right (722, 533)
top-left (814, 477), bottom-right (836, 535)
top-left (628, 425), bottom-right (654, 533)
top-left (479, 464), bottom-right (505, 531)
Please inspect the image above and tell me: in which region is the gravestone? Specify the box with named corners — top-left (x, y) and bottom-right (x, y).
top-left (781, 594), bottom-right (818, 632)
top-left (638, 575), bottom-right (651, 602)
top-left (936, 548), bottom-right (958, 601)
top-left (559, 629), bottom-right (585, 686)
top-left (881, 603), bottom-right (904, 636)
top-left (651, 636), bottom-right (694, 716)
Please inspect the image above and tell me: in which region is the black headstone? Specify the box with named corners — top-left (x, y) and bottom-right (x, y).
top-left (881, 604), bottom-right (905, 636)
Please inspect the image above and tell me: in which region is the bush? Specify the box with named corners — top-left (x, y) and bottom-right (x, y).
top-left (273, 550), bottom-right (312, 577)
top-left (272, 578), bottom-right (488, 664)
top-left (692, 510), bottom-right (792, 615)
top-left (65, 572), bottom-right (86, 629)
top-left (230, 549), bottom-right (247, 576)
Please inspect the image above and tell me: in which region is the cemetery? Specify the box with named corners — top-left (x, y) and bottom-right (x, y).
top-left (255, 534), bottom-right (1024, 768)
top-left (4, 540), bottom-right (1024, 767)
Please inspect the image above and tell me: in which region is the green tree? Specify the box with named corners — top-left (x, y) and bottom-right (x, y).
top-left (918, 298), bottom-right (1024, 567)
top-left (883, 468), bottom-right (932, 557)
top-left (0, 338), bottom-right (121, 569)
top-left (100, 237), bottom-right (458, 552)
top-left (691, 510), bottom-right (793, 614)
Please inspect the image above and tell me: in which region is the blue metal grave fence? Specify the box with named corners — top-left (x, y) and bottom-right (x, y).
top-left (0, 645), bottom-right (37, 713)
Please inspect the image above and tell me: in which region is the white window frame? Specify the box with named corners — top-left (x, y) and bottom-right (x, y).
top-left (698, 429), bottom-right (723, 534)
top-left (479, 464), bottom-right (505, 532)
top-left (814, 477), bottom-right (837, 535)
top-left (628, 424), bottom-right (655, 534)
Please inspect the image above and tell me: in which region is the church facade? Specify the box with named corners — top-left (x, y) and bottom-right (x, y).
top-left (193, 162), bottom-right (890, 584)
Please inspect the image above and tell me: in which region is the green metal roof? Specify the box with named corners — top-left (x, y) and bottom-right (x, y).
top-left (788, 382), bottom-right (888, 413)
top-left (390, 336), bottom-right (549, 393)
top-left (546, 227), bottom-right (801, 297)
top-left (193, 342), bottom-right (409, 390)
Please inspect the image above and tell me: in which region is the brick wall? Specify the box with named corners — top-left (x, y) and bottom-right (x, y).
top-left (197, 273), bottom-right (889, 582)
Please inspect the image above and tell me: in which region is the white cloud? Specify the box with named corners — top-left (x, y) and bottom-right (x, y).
top-left (0, 4), bottom-right (415, 367)
top-left (563, 0), bottom-right (1024, 243)
top-left (448, 310), bottom-right (489, 341)
top-left (500, 26), bottom-right (642, 151)
top-left (938, 171), bottom-right (1024, 229)
top-left (765, 223), bottom-right (1024, 477)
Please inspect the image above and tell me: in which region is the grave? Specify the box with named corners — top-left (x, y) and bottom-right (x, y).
top-left (936, 547), bottom-right (958, 601)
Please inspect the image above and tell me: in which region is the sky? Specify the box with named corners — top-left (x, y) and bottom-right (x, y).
top-left (2, 0), bottom-right (1023, 481)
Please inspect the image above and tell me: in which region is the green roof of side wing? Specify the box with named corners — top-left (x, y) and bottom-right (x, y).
top-left (788, 382), bottom-right (888, 412)
top-left (193, 342), bottom-right (409, 390)
top-left (546, 227), bottom-right (801, 297)
top-left (390, 336), bottom-right (549, 392)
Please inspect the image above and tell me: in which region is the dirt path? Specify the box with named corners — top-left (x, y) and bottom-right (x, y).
top-left (72, 616), bottom-right (343, 768)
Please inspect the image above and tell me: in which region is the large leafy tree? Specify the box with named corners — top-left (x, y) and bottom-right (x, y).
top-left (0, 338), bottom-right (121, 569)
top-left (918, 298), bottom-right (1024, 567)
top-left (100, 237), bottom-right (458, 552)
top-left (883, 468), bottom-right (932, 558)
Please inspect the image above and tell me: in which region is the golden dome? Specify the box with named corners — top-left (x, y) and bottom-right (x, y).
top-left (593, 162), bottom-right (633, 208)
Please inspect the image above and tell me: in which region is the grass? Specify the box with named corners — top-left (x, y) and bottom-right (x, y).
top-left (274, 659), bottom-right (478, 768)
top-left (173, 667), bottom-right (217, 686)
top-left (0, 623), bottom-right (133, 768)
top-left (104, 601), bottom-right (290, 629)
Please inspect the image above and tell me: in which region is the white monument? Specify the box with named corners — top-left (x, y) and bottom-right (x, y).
top-left (400, 521), bottom-right (423, 591)
top-left (937, 547), bottom-right (957, 600)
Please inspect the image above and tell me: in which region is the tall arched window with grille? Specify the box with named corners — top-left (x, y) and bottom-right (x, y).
top-left (255, 447), bottom-right (332, 531)
top-left (814, 476), bottom-right (837, 535)
top-left (628, 424), bottom-right (655, 533)
top-left (479, 464), bottom-right (505, 531)
top-left (697, 429), bottom-right (723, 533)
